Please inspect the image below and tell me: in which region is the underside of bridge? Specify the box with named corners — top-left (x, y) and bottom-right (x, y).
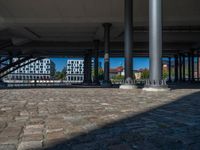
top-left (0, 0), bottom-right (200, 90)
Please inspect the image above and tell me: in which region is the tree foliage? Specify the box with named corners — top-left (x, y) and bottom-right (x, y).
top-left (141, 69), bottom-right (150, 79)
top-left (98, 68), bottom-right (104, 80)
top-left (54, 67), bottom-right (67, 80)
top-left (112, 74), bottom-right (124, 80)
top-left (162, 67), bottom-right (168, 80)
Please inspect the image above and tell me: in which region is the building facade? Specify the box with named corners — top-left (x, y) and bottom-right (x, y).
top-left (6, 58), bottom-right (55, 80)
top-left (66, 60), bottom-right (84, 83)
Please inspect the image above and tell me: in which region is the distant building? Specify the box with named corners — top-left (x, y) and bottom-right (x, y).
top-left (109, 66), bottom-right (147, 80)
top-left (66, 60), bottom-right (84, 83)
top-left (6, 58), bottom-right (55, 80)
top-left (109, 66), bottom-right (124, 78)
top-left (134, 72), bottom-right (142, 80)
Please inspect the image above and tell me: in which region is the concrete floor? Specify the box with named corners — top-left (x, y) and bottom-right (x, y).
top-left (0, 87), bottom-right (199, 150)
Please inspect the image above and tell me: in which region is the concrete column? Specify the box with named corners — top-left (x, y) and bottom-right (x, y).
top-left (174, 55), bottom-right (179, 82)
top-left (161, 60), bottom-right (163, 79)
top-left (188, 53), bottom-right (191, 81)
top-left (197, 54), bottom-right (200, 81)
top-left (0, 57), bottom-right (1, 69)
top-left (149, 0), bottom-right (162, 86)
top-left (143, 0), bottom-right (169, 91)
top-left (168, 57), bottom-right (172, 82)
top-left (179, 54), bottom-right (182, 81)
top-left (84, 54), bottom-right (88, 83)
top-left (83, 50), bottom-right (92, 84)
top-left (93, 40), bottom-right (100, 84)
top-left (191, 52), bottom-right (195, 81)
top-left (120, 0), bottom-right (137, 89)
top-left (124, 0), bottom-right (133, 83)
top-left (183, 55), bottom-right (186, 82)
top-left (88, 51), bottom-right (92, 83)
top-left (102, 23), bottom-right (112, 87)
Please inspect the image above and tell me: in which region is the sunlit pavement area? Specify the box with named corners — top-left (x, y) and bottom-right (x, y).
top-left (0, 87), bottom-right (200, 150)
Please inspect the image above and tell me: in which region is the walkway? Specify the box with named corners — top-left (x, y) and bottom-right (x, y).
top-left (0, 88), bottom-right (199, 150)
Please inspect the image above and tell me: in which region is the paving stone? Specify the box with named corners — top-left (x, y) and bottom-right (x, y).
top-left (46, 128), bottom-right (63, 133)
top-left (28, 117), bottom-right (45, 125)
top-left (22, 134), bottom-right (43, 142)
top-left (108, 144), bottom-right (132, 150)
top-left (26, 124), bottom-right (44, 129)
top-left (23, 128), bottom-right (43, 136)
top-left (1, 107), bottom-right (12, 111)
top-left (20, 111), bottom-right (29, 116)
top-left (0, 137), bottom-right (18, 145)
top-left (0, 127), bottom-right (22, 138)
top-left (0, 144), bottom-right (16, 150)
top-left (15, 116), bottom-right (29, 122)
top-left (0, 88), bottom-right (199, 149)
top-left (46, 131), bottom-right (66, 141)
top-left (18, 141), bottom-right (42, 150)
top-left (0, 121), bottom-right (6, 132)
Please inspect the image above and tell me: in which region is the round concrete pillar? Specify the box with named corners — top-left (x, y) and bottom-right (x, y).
top-left (102, 23), bottom-right (112, 87)
top-left (143, 0), bottom-right (169, 91)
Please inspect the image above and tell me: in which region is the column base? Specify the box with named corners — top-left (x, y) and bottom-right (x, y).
top-left (119, 84), bottom-right (137, 90)
top-left (101, 81), bottom-right (112, 88)
top-left (143, 86), bottom-right (170, 92)
top-left (119, 78), bottom-right (137, 89)
top-left (143, 80), bottom-right (170, 92)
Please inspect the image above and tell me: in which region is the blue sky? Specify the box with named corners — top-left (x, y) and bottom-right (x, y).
top-left (51, 57), bottom-right (149, 71)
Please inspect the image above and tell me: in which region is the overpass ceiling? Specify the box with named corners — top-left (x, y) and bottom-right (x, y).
top-left (0, 0), bottom-right (200, 56)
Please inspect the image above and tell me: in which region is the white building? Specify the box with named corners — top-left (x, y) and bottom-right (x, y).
top-left (66, 60), bottom-right (84, 83)
top-left (6, 58), bottom-right (55, 80)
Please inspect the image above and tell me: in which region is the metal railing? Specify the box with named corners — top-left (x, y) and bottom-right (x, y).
top-left (111, 79), bottom-right (146, 85)
top-left (4, 80), bottom-right (72, 88)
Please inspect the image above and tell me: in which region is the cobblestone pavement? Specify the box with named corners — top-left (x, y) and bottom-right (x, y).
top-left (0, 88), bottom-right (200, 150)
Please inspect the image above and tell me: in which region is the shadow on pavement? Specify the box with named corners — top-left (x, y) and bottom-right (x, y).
top-left (36, 91), bottom-right (200, 150)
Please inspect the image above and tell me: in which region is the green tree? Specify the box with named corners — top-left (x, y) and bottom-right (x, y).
top-left (98, 68), bottom-right (104, 80)
top-left (162, 67), bottom-right (169, 80)
top-left (112, 74), bottom-right (124, 80)
top-left (141, 69), bottom-right (150, 79)
top-left (54, 70), bottom-right (66, 80)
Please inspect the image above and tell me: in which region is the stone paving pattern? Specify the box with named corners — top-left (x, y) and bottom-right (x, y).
top-left (0, 88), bottom-right (199, 150)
